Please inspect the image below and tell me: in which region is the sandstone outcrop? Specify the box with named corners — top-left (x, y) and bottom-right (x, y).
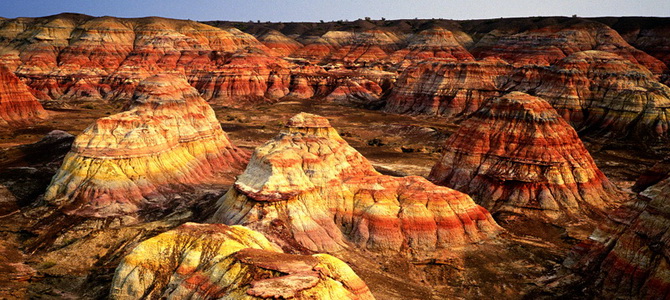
top-left (429, 92), bottom-right (620, 224)
top-left (511, 51), bottom-right (670, 140)
top-left (111, 222), bottom-right (374, 300)
top-left (472, 21), bottom-right (666, 74)
top-left (256, 29), bottom-right (303, 56)
top-left (210, 113), bottom-right (500, 255)
top-left (0, 65), bottom-right (47, 126)
top-left (0, 14), bottom-right (290, 103)
top-left (43, 74), bottom-right (248, 217)
top-left (563, 159), bottom-right (670, 298)
top-left (390, 27), bottom-right (474, 64)
top-left (385, 58), bottom-right (513, 117)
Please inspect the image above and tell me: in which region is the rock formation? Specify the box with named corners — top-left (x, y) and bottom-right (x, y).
top-left (634, 157), bottom-right (670, 192)
top-left (43, 74), bottom-right (248, 217)
top-left (563, 159), bottom-right (670, 298)
top-left (390, 27), bottom-right (474, 65)
top-left (256, 29), bottom-right (303, 56)
top-left (385, 58), bottom-right (513, 117)
top-left (429, 92), bottom-right (620, 224)
top-left (210, 112), bottom-right (500, 255)
top-left (0, 65), bottom-right (47, 126)
top-left (511, 51), bottom-right (670, 140)
top-left (111, 222), bottom-right (375, 300)
top-left (472, 21), bottom-right (666, 74)
top-left (0, 14), bottom-right (290, 103)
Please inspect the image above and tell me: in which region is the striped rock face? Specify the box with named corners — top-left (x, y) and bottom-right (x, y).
top-left (256, 29), bottom-right (303, 57)
top-left (564, 160), bottom-right (670, 298)
top-left (473, 22), bottom-right (666, 74)
top-left (210, 112), bottom-right (501, 255)
top-left (43, 74), bottom-right (248, 217)
top-left (389, 27), bottom-right (474, 65)
top-left (0, 14), bottom-right (290, 102)
top-left (384, 58), bottom-right (513, 118)
top-left (0, 65), bottom-right (47, 126)
top-left (111, 223), bottom-right (374, 300)
top-left (513, 50), bottom-right (670, 141)
top-left (429, 92), bottom-right (620, 225)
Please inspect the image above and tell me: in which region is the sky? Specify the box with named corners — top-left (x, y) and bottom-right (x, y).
top-left (1, 0), bottom-right (669, 22)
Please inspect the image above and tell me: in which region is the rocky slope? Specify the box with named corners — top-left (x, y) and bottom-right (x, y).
top-left (384, 57), bottom-right (512, 117)
top-left (511, 51), bottom-right (670, 140)
top-left (471, 21), bottom-right (667, 74)
top-left (559, 159), bottom-right (670, 298)
top-left (0, 14), bottom-right (290, 103)
top-left (210, 112), bottom-right (501, 256)
top-left (389, 27), bottom-right (474, 66)
top-left (111, 222), bottom-right (374, 300)
top-left (0, 65), bottom-right (47, 126)
top-left (43, 74), bottom-right (248, 218)
top-left (429, 92), bottom-right (621, 225)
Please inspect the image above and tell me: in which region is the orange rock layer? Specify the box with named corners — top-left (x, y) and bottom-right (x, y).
top-left (209, 113), bottom-right (501, 256)
top-left (472, 22), bottom-right (666, 74)
top-left (111, 223), bottom-right (374, 300)
top-left (0, 65), bottom-right (47, 126)
top-left (43, 74), bottom-right (248, 217)
top-left (429, 92), bottom-right (620, 225)
top-left (385, 58), bottom-right (512, 117)
top-left (564, 160), bottom-right (670, 298)
top-left (512, 51), bottom-right (670, 140)
top-left (0, 14), bottom-right (289, 103)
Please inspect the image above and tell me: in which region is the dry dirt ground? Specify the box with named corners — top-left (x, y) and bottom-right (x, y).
top-left (0, 99), bottom-right (665, 299)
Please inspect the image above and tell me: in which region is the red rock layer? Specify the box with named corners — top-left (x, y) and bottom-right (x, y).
top-left (390, 27), bottom-right (474, 65)
top-left (429, 92), bottom-right (620, 225)
top-left (385, 57), bottom-right (513, 117)
top-left (43, 74), bottom-right (248, 217)
top-left (0, 14), bottom-right (289, 103)
top-left (188, 52), bottom-right (292, 105)
top-left (111, 223), bottom-right (375, 300)
top-left (511, 51), bottom-right (670, 140)
top-left (256, 29), bottom-right (303, 56)
top-left (473, 21), bottom-right (667, 74)
top-left (564, 161), bottom-right (670, 298)
top-left (0, 65), bottom-right (47, 126)
top-left (209, 113), bottom-right (501, 256)
top-left (633, 157), bottom-right (670, 192)
top-left (294, 30), bottom-right (402, 66)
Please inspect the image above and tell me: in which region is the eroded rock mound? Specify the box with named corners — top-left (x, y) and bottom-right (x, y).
top-left (385, 58), bottom-right (513, 117)
top-left (390, 27), bottom-right (474, 64)
top-left (429, 92), bottom-right (620, 225)
top-left (512, 50), bottom-right (670, 140)
top-left (562, 161), bottom-right (670, 298)
top-left (44, 74), bottom-right (248, 217)
top-left (473, 21), bottom-right (666, 74)
top-left (0, 65), bottom-right (47, 126)
top-left (111, 223), bottom-right (374, 300)
top-left (210, 112), bottom-right (500, 256)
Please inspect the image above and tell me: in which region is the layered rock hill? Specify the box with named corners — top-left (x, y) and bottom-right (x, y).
top-left (384, 57), bottom-right (513, 117)
top-left (511, 51), bottom-right (670, 140)
top-left (111, 223), bottom-right (374, 300)
top-left (389, 27), bottom-right (474, 65)
top-left (43, 74), bottom-right (248, 217)
top-left (0, 13), bottom-right (291, 103)
top-left (210, 113), bottom-right (500, 256)
top-left (0, 65), bottom-right (47, 126)
top-left (562, 159), bottom-right (670, 298)
top-left (429, 92), bottom-right (620, 225)
top-left (472, 21), bottom-right (667, 74)
top-left (256, 29), bottom-right (304, 57)
top-left (633, 157), bottom-right (670, 192)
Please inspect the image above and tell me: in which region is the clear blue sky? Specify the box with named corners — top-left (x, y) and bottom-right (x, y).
top-left (1, 0), bottom-right (668, 21)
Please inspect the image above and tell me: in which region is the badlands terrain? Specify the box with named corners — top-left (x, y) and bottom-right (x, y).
top-left (0, 13), bottom-right (669, 299)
